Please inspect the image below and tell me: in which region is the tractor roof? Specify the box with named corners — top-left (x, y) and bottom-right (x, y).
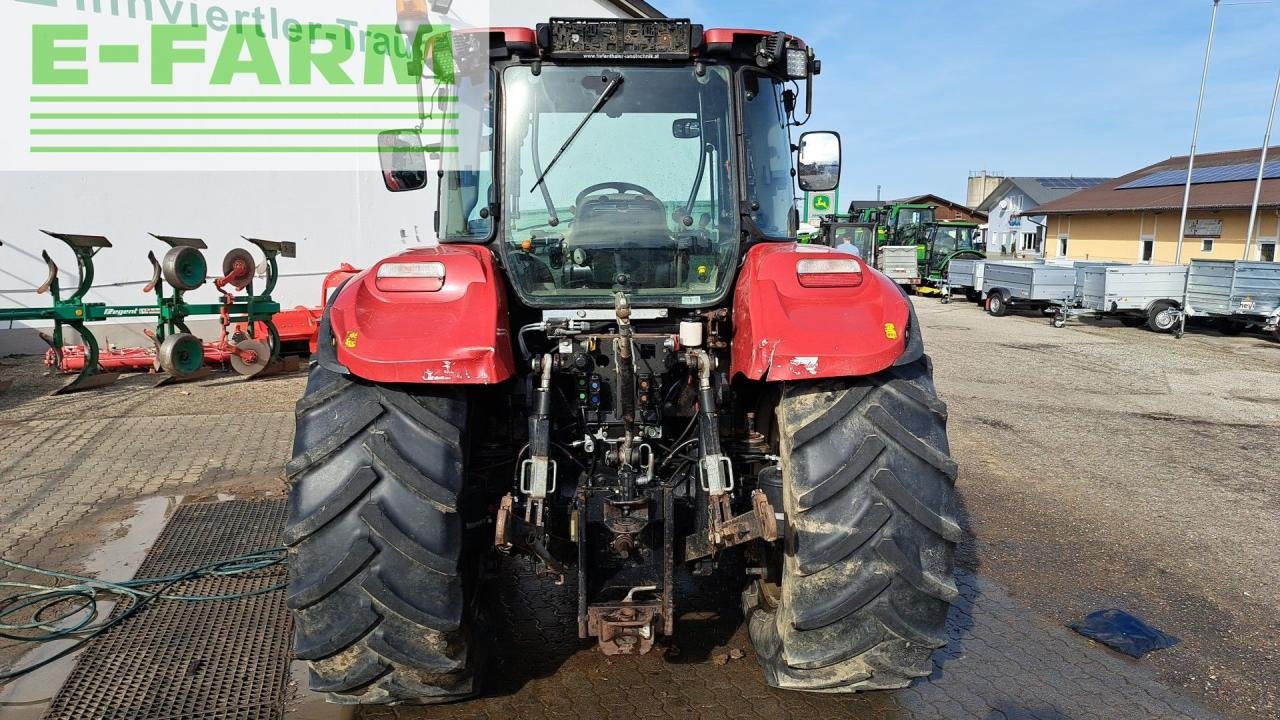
top-left (465, 24), bottom-right (810, 62)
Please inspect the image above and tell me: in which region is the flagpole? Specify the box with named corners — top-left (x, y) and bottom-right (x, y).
top-left (1175, 0), bottom-right (1222, 265)
top-left (1244, 67), bottom-right (1280, 260)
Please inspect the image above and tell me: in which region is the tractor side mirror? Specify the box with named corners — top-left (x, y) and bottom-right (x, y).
top-left (797, 131), bottom-right (841, 192)
top-left (378, 130), bottom-right (429, 193)
top-left (672, 118), bottom-right (701, 139)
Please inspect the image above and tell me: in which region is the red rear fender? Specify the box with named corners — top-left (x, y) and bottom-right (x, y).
top-left (328, 245), bottom-right (516, 384)
top-left (730, 243), bottom-right (910, 381)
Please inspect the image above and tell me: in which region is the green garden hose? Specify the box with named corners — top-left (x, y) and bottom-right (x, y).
top-left (0, 548), bottom-right (287, 681)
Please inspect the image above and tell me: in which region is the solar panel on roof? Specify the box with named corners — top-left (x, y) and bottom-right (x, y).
top-left (1117, 161), bottom-right (1280, 190)
top-left (1035, 177), bottom-right (1108, 190)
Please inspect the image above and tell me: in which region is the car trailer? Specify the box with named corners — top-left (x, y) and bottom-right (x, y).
top-left (1049, 264), bottom-right (1188, 331)
top-left (877, 245), bottom-right (922, 289)
top-left (982, 261), bottom-right (1078, 317)
top-left (945, 259), bottom-right (1055, 305)
top-left (1175, 259), bottom-right (1280, 340)
top-left (941, 257), bottom-right (985, 303)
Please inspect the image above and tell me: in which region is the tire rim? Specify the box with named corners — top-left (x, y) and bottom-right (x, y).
top-left (1156, 309), bottom-right (1177, 330)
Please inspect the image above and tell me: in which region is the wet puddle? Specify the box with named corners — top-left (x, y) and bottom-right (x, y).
top-left (0, 495), bottom-right (181, 718)
top-left (287, 661), bottom-right (356, 720)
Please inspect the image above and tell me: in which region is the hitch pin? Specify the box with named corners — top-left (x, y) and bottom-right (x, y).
top-left (622, 585), bottom-right (658, 603)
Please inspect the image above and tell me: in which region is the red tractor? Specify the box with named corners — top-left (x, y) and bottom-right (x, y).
top-left (285, 18), bottom-right (958, 704)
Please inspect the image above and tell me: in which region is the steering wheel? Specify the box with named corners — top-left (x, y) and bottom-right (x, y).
top-left (574, 182), bottom-right (660, 208)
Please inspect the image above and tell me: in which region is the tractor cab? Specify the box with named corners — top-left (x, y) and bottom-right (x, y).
top-left (821, 216), bottom-right (877, 258)
top-left (382, 20), bottom-right (837, 310)
top-left (920, 220), bottom-right (984, 288)
top-left (887, 203), bottom-right (936, 246)
top-left (868, 203), bottom-right (935, 243)
top-left (853, 202), bottom-right (936, 245)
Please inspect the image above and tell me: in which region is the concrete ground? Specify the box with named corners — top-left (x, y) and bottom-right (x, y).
top-left (0, 297), bottom-right (1275, 719)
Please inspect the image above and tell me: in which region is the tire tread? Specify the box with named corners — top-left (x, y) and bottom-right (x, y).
top-left (747, 356), bottom-right (958, 693)
top-left (285, 366), bottom-right (478, 704)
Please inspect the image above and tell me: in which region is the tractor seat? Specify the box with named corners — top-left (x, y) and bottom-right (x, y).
top-left (569, 193), bottom-right (676, 287)
top-left (572, 193), bottom-right (670, 244)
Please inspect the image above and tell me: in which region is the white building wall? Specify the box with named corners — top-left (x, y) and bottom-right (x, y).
top-left (0, 0), bottom-right (641, 353)
top-left (983, 188), bottom-right (1045, 258)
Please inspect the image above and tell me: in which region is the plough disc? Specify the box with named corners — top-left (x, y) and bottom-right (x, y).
top-left (221, 248), bottom-right (256, 290)
top-left (231, 338), bottom-right (271, 377)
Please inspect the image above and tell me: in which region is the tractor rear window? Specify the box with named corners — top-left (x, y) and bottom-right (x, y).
top-left (896, 208), bottom-right (936, 226)
top-left (831, 225), bottom-right (874, 257)
top-left (500, 65), bottom-right (739, 308)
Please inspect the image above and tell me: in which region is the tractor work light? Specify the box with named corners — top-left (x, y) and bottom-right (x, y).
top-left (796, 257), bottom-right (864, 288)
top-left (786, 47), bottom-right (810, 79)
top-left (539, 19), bottom-right (699, 60)
top-left (376, 261), bottom-right (446, 292)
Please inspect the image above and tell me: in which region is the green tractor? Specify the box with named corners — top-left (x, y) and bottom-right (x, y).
top-left (852, 203), bottom-right (935, 289)
top-left (852, 202), bottom-right (984, 294)
top-left (917, 220), bottom-right (984, 295)
top-left (854, 202), bottom-right (936, 247)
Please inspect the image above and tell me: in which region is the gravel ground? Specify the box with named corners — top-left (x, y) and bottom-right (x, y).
top-left (920, 297), bottom-right (1279, 720)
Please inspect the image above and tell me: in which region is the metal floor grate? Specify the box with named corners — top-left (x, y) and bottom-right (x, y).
top-left (44, 499), bottom-right (292, 720)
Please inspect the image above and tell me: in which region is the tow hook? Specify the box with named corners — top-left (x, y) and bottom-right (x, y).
top-left (683, 490), bottom-right (778, 562)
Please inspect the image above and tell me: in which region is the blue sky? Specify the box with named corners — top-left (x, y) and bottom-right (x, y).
top-left (662, 0), bottom-right (1280, 203)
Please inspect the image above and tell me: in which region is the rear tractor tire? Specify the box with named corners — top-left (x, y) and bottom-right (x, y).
top-left (744, 357), bottom-right (960, 692)
top-left (284, 364), bottom-right (483, 704)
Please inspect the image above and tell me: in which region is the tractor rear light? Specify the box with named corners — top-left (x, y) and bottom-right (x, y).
top-left (375, 261), bottom-right (446, 292)
top-left (796, 258), bottom-right (863, 288)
